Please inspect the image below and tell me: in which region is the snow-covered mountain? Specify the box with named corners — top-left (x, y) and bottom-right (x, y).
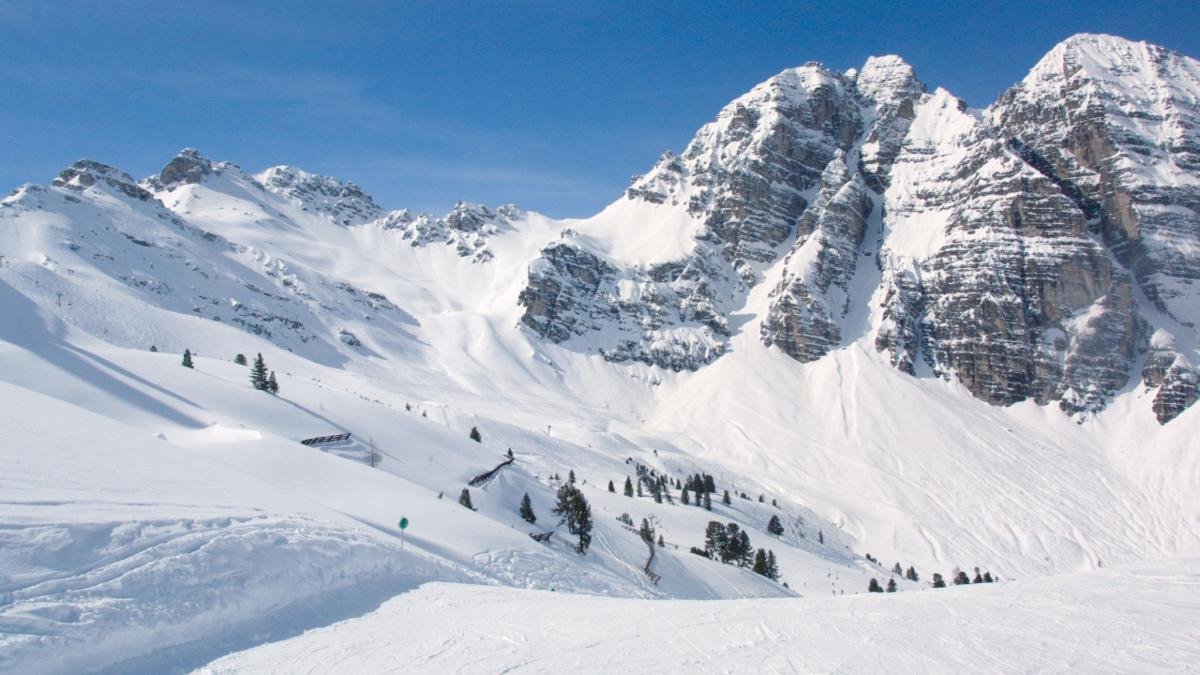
top-left (1, 33), bottom-right (1198, 672)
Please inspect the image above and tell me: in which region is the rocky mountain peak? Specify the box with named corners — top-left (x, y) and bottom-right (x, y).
top-left (256, 165), bottom-right (383, 226)
top-left (155, 148), bottom-right (217, 188)
top-left (854, 55), bottom-right (928, 191)
top-left (520, 35), bottom-right (1199, 424)
top-left (52, 159), bottom-right (154, 202)
top-left (855, 55), bottom-right (925, 106)
top-left (990, 32), bottom-right (1200, 422)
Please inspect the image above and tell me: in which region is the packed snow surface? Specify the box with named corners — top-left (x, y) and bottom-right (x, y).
top-left (202, 557), bottom-right (1200, 673)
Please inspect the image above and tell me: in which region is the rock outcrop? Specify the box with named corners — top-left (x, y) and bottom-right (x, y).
top-left (375, 202), bottom-right (518, 263)
top-left (258, 165), bottom-right (383, 226)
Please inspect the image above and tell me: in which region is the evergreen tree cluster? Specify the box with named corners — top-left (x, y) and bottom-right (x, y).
top-left (867, 578), bottom-right (899, 593)
top-left (751, 548), bottom-right (780, 581)
top-left (925, 566), bottom-right (994, 588)
top-left (684, 473), bottom-right (716, 495)
top-left (703, 521), bottom-right (754, 567)
top-left (249, 353), bottom-right (279, 394)
top-left (552, 482), bottom-right (593, 554)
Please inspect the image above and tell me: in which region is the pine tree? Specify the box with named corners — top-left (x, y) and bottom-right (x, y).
top-left (982, 572), bottom-right (994, 583)
top-left (637, 481), bottom-right (644, 498)
top-left (886, 578), bottom-right (897, 593)
top-left (752, 548), bottom-right (769, 577)
top-left (767, 550), bottom-right (780, 581)
top-left (704, 521), bottom-right (728, 560)
top-left (758, 494), bottom-right (765, 503)
top-left (250, 353), bottom-right (269, 390)
top-left (893, 562), bottom-right (903, 575)
top-left (568, 469), bottom-right (576, 484)
top-left (953, 570), bottom-right (970, 585)
top-left (818, 530), bottom-right (824, 544)
top-left (704, 474), bottom-right (716, 493)
top-left (702, 491), bottom-right (712, 510)
top-left (906, 566), bottom-right (919, 582)
top-left (607, 480), bottom-right (615, 493)
top-left (519, 493), bottom-right (536, 523)
top-left (267, 371), bottom-right (279, 394)
top-left (973, 567), bottom-right (984, 584)
top-left (767, 515), bottom-right (784, 536)
top-left (737, 530), bottom-right (753, 567)
top-left (553, 484), bottom-right (578, 532)
top-left (868, 578), bottom-right (883, 593)
top-left (234, 353), bottom-right (247, 365)
top-left (507, 448), bottom-right (514, 459)
top-left (722, 490), bottom-right (731, 505)
top-left (181, 349), bottom-right (194, 368)
top-left (681, 487), bottom-right (690, 505)
top-left (574, 491), bottom-right (593, 554)
top-left (771, 498), bottom-right (778, 507)
top-left (458, 488), bottom-right (474, 510)
top-left (552, 483), bottom-right (592, 554)
top-left (932, 573), bottom-right (946, 588)
top-left (469, 426), bottom-right (482, 443)
top-left (624, 476), bottom-right (634, 497)
top-left (657, 534), bottom-right (664, 547)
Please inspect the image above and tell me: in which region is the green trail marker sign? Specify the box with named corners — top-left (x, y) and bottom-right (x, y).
top-left (398, 516), bottom-right (409, 550)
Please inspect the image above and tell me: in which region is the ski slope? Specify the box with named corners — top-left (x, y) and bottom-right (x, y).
top-left (201, 556), bottom-right (1200, 673)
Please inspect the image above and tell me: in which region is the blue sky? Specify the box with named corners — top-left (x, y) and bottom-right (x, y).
top-left (2, 1), bottom-right (1197, 217)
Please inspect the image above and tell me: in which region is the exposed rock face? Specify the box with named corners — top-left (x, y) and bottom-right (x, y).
top-left (879, 88), bottom-right (1141, 412)
top-left (989, 34), bottom-right (1200, 421)
top-left (375, 202), bottom-right (518, 263)
top-left (157, 148), bottom-right (215, 187)
top-left (519, 34), bottom-right (1198, 424)
top-left (854, 55), bottom-right (927, 191)
top-left (523, 64), bottom-right (871, 369)
top-left (518, 234), bottom-right (729, 370)
top-left (762, 151), bottom-right (870, 361)
top-left (53, 160), bottom-right (155, 202)
top-left (258, 165), bottom-right (383, 226)
top-left (1153, 363), bottom-right (1199, 424)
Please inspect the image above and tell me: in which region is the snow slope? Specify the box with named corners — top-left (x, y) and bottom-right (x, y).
top-left (202, 556), bottom-right (1200, 673)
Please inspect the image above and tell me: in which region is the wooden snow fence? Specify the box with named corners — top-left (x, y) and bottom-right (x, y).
top-left (299, 432), bottom-right (351, 446)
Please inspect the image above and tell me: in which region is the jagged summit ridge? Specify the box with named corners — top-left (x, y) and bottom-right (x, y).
top-left (257, 164), bottom-right (383, 226)
top-left (519, 34), bottom-right (1199, 423)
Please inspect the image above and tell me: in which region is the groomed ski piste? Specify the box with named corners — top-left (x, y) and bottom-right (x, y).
top-left (3, 34), bottom-right (1200, 674)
